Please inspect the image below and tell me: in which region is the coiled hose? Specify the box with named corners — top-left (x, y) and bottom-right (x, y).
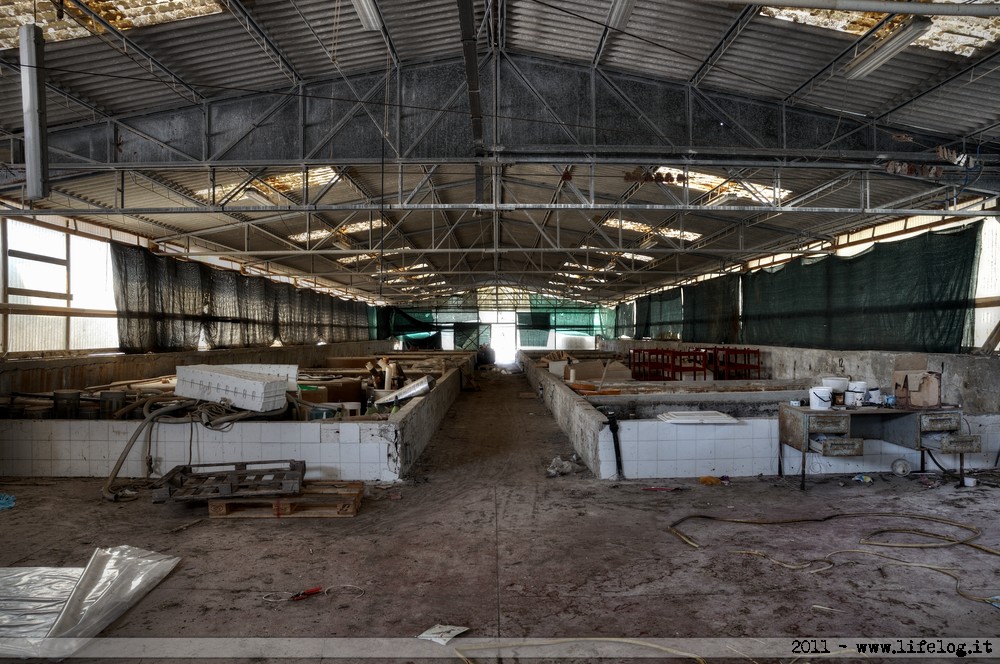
top-left (101, 394), bottom-right (292, 501)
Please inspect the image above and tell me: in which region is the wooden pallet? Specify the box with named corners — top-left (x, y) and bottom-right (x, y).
top-left (152, 460), bottom-right (306, 503)
top-left (207, 481), bottom-right (364, 518)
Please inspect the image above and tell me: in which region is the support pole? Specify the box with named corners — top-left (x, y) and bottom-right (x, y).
top-left (19, 24), bottom-right (49, 200)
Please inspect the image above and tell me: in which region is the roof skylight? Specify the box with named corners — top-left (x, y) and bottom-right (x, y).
top-left (761, 6), bottom-right (999, 57)
top-left (655, 167), bottom-right (792, 204)
top-left (0, 0), bottom-right (223, 49)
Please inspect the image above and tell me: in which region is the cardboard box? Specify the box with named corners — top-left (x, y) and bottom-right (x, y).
top-left (298, 379), bottom-right (364, 403)
top-left (893, 371), bottom-right (941, 409)
top-left (296, 385), bottom-right (329, 404)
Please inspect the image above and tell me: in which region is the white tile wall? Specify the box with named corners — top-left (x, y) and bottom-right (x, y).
top-left (3, 413), bottom-right (997, 483)
top-left (604, 417), bottom-right (898, 480)
top-left (0, 417), bottom-right (404, 482)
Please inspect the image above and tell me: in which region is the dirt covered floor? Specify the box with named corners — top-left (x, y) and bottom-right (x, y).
top-left (1, 369), bottom-right (999, 663)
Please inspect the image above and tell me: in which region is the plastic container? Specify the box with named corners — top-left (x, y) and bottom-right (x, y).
top-left (846, 381), bottom-right (867, 407)
top-left (963, 476), bottom-right (977, 487)
top-left (809, 386), bottom-right (833, 410)
top-left (821, 377), bottom-right (849, 392)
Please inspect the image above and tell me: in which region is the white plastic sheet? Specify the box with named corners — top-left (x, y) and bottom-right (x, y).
top-left (0, 545), bottom-right (179, 658)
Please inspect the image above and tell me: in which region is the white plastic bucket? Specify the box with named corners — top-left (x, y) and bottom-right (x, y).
top-left (845, 381), bottom-right (867, 407)
top-left (821, 376), bottom-right (849, 392)
top-left (809, 386), bottom-right (833, 410)
top-left (866, 387), bottom-right (882, 405)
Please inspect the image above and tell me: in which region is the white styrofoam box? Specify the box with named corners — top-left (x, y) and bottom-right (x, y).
top-left (547, 360), bottom-right (567, 376)
top-left (175, 365), bottom-right (288, 412)
top-left (227, 364), bottom-right (299, 390)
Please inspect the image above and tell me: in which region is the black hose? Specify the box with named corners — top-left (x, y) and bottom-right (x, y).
top-left (600, 408), bottom-right (624, 480)
top-left (926, 450), bottom-right (953, 475)
top-left (102, 398), bottom-right (197, 501)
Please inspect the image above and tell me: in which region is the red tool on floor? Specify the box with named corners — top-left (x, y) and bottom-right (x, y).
top-left (291, 586), bottom-right (324, 600)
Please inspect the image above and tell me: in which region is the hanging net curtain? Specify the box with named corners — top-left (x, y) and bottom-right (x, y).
top-left (110, 244), bottom-right (372, 352)
top-left (682, 275), bottom-right (740, 344)
top-left (742, 223), bottom-right (980, 352)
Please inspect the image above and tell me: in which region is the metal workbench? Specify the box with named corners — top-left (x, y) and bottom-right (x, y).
top-left (778, 404), bottom-right (981, 490)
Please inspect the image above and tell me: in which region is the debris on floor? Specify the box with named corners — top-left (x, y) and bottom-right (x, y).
top-left (0, 545), bottom-right (179, 659)
top-left (545, 454), bottom-right (584, 477)
top-left (642, 486), bottom-right (684, 492)
top-left (417, 624), bottom-right (468, 645)
top-left (0, 493), bottom-right (14, 510)
top-left (853, 474), bottom-right (874, 485)
top-left (262, 584), bottom-right (365, 604)
top-left (698, 476), bottom-right (723, 486)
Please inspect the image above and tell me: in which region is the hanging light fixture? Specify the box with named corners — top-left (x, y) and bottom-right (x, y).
top-left (606, 0), bottom-right (637, 30)
top-left (351, 0), bottom-right (383, 31)
top-left (841, 16), bottom-right (933, 80)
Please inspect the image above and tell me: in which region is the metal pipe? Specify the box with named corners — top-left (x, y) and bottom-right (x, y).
top-left (697, 0), bottom-right (1000, 16)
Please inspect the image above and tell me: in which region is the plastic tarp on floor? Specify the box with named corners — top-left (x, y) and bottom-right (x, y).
top-left (0, 545), bottom-right (179, 658)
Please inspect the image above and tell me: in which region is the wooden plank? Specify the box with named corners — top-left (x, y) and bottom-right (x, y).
top-left (207, 482), bottom-right (364, 519)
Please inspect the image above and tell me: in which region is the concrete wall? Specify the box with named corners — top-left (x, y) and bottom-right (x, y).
top-left (0, 352), bottom-right (472, 482)
top-left (521, 352), bottom-right (607, 475)
top-left (392, 364), bottom-right (465, 476)
top-left (0, 340), bottom-right (393, 394)
top-left (600, 339), bottom-right (1000, 415)
top-left (0, 364), bottom-right (466, 482)
top-left (521, 350), bottom-right (1000, 480)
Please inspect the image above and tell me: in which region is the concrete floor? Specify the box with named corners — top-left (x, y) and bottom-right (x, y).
top-left (2, 370), bottom-right (999, 663)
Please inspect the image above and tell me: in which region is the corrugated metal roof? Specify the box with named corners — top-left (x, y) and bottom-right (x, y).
top-left (0, 0), bottom-right (996, 305)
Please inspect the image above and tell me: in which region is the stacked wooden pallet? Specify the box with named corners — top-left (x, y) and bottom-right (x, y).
top-left (152, 460), bottom-right (363, 519)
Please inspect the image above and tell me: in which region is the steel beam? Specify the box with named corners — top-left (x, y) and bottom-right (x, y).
top-left (61, 0), bottom-right (203, 104)
top-left (218, 0), bottom-right (302, 83)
